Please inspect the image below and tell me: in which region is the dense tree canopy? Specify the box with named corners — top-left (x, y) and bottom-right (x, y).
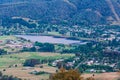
top-left (0, 49), bottom-right (7, 55)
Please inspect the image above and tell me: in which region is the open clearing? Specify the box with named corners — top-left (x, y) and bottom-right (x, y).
top-left (0, 64), bottom-right (56, 80)
top-left (0, 52), bottom-right (74, 80)
top-left (1, 66), bottom-right (120, 80)
top-left (83, 72), bottom-right (120, 80)
top-left (0, 36), bottom-right (17, 41)
top-left (0, 52), bottom-right (75, 68)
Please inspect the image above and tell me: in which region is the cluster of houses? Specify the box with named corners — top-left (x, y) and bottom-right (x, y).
top-left (85, 60), bottom-right (116, 68)
top-left (86, 69), bottom-right (106, 73)
top-left (5, 39), bottom-right (33, 49)
top-left (52, 59), bottom-right (64, 67)
top-left (51, 55), bottom-right (118, 73)
top-left (52, 59), bottom-right (75, 68)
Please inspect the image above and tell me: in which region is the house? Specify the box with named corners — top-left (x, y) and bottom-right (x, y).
top-left (87, 60), bottom-right (94, 65)
top-left (52, 59), bottom-right (64, 67)
top-left (6, 44), bottom-right (23, 49)
top-left (23, 43), bottom-right (33, 48)
top-left (66, 62), bottom-right (74, 67)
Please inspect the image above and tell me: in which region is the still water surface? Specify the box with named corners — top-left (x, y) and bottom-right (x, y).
top-left (15, 35), bottom-right (81, 45)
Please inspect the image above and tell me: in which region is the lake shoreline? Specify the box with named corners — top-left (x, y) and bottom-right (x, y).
top-left (15, 34), bottom-right (85, 45)
top-left (16, 33), bottom-right (80, 41)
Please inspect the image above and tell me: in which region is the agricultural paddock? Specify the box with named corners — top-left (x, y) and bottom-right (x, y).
top-left (82, 72), bottom-right (120, 80)
top-left (0, 64), bottom-right (56, 80)
top-left (1, 67), bottom-right (120, 80)
top-left (0, 52), bottom-right (75, 68)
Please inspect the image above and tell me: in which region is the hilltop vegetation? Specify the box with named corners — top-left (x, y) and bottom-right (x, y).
top-left (0, 0), bottom-right (120, 25)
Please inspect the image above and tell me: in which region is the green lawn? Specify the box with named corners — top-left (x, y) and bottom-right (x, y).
top-left (0, 56), bottom-right (22, 68)
top-left (0, 36), bottom-right (17, 41)
top-left (0, 52), bottom-right (75, 68)
top-left (48, 32), bottom-right (61, 36)
top-left (4, 52), bottom-right (74, 60)
top-left (0, 36), bottom-right (17, 45)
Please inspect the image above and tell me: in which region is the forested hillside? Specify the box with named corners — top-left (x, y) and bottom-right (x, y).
top-left (0, 0), bottom-right (120, 26)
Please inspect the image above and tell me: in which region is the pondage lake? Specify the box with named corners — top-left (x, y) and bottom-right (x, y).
top-left (15, 35), bottom-right (82, 45)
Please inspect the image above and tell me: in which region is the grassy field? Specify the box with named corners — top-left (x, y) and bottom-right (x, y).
top-left (82, 72), bottom-right (120, 80)
top-left (1, 64), bottom-right (56, 80)
top-left (48, 32), bottom-right (62, 36)
top-left (0, 36), bottom-right (16, 47)
top-left (1, 67), bottom-right (120, 80)
top-left (0, 52), bottom-right (75, 68)
top-left (0, 52), bottom-right (74, 80)
top-left (0, 36), bottom-right (17, 41)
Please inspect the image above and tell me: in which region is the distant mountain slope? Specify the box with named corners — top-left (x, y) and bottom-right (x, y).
top-left (0, 0), bottom-right (26, 4)
top-left (0, 0), bottom-right (120, 25)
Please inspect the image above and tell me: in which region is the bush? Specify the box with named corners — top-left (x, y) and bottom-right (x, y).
top-left (23, 59), bottom-right (40, 67)
top-left (50, 68), bottom-right (83, 80)
top-left (35, 71), bottom-right (47, 75)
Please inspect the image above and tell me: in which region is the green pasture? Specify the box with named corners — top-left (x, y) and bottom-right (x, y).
top-left (0, 52), bottom-right (75, 68)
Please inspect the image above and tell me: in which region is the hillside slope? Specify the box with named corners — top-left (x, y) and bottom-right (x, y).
top-left (0, 0), bottom-right (120, 25)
